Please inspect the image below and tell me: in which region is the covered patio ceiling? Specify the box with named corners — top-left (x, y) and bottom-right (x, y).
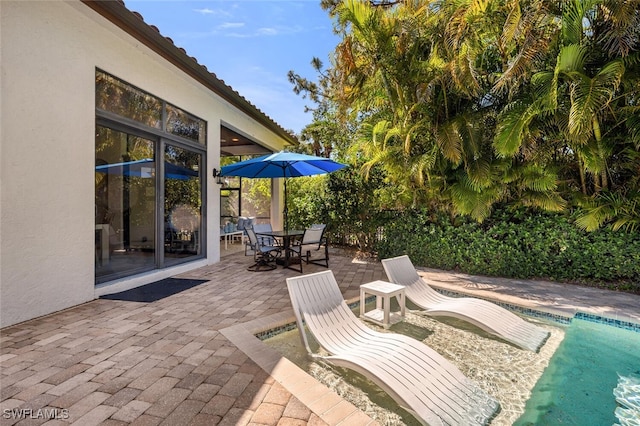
top-left (221, 126), bottom-right (273, 157)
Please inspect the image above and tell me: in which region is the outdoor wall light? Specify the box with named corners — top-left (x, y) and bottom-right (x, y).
top-left (212, 168), bottom-right (224, 185)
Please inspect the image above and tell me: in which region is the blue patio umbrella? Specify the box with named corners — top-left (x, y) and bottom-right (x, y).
top-left (220, 152), bottom-right (347, 230)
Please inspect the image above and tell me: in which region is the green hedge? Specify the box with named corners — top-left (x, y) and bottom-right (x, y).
top-left (376, 208), bottom-right (640, 292)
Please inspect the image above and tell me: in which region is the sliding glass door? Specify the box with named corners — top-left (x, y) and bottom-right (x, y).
top-left (95, 127), bottom-right (157, 280)
top-left (164, 145), bottom-right (202, 263)
top-left (95, 70), bottom-right (206, 284)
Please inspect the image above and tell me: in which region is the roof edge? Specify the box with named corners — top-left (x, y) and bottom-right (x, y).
top-left (81, 0), bottom-right (298, 147)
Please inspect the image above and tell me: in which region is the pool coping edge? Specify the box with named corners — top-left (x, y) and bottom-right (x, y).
top-left (220, 309), bottom-right (380, 426)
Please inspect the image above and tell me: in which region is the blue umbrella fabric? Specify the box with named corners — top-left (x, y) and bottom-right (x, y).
top-left (219, 152), bottom-right (346, 178)
top-left (96, 158), bottom-right (198, 181)
top-left (220, 152), bottom-right (347, 230)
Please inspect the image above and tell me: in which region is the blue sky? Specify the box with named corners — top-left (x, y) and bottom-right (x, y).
top-left (124, 1), bottom-right (340, 134)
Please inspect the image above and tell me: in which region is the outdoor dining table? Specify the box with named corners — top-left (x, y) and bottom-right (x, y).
top-left (255, 229), bottom-right (304, 271)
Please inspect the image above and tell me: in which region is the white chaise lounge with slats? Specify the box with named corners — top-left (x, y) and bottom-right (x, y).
top-left (286, 270), bottom-right (500, 426)
top-left (382, 255), bottom-right (550, 352)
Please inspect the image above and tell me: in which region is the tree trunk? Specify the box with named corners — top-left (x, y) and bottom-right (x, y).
top-left (578, 156), bottom-right (587, 195)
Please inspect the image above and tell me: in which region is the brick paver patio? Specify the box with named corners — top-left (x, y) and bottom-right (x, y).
top-left (1, 248), bottom-right (638, 425)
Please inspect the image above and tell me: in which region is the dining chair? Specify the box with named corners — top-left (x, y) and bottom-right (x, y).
top-left (287, 226), bottom-right (329, 273)
top-left (246, 227), bottom-right (281, 271)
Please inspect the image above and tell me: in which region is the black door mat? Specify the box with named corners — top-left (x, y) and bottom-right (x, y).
top-left (100, 278), bottom-right (209, 302)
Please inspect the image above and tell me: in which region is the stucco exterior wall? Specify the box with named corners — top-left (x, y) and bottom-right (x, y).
top-left (0, 0), bottom-right (290, 328)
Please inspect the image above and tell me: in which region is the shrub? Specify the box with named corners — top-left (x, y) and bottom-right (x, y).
top-left (376, 207), bottom-right (640, 292)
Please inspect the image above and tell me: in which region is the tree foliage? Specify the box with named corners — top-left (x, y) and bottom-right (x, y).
top-left (290, 0), bottom-right (640, 231)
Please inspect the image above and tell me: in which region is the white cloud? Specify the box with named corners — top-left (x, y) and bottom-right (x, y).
top-left (193, 8), bottom-right (215, 15)
top-left (256, 27), bottom-right (278, 36)
top-left (218, 22), bottom-right (245, 29)
top-left (192, 7), bottom-right (232, 18)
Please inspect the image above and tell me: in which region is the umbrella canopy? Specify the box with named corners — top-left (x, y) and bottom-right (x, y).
top-left (219, 152), bottom-right (346, 178)
top-left (220, 152), bottom-right (347, 230)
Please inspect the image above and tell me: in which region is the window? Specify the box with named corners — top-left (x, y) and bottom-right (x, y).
top-left (220, 156), bottom-right (271, 228)
top-left (166, 104), bottom-right (206, 144)
top-left (95, 70), bottom-right (206, 284)
top-left (96, 72), bottom-right (162, 129)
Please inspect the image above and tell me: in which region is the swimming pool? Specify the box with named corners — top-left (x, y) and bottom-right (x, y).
top-left (515, 317), bottom-right (640, 425)
top-left (261, 305), bottom-right (640, 425)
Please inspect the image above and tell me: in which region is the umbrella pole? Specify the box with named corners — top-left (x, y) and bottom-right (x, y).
top-left (283, 178), bottom-right (288, 232)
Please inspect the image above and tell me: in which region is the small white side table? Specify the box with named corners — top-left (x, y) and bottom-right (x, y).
top-left (360, 280), bottom-right (406, 328)
top-left (221, 230), bottom-right (243, 249)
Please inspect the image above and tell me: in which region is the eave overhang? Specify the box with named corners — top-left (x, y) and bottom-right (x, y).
top-left (81, 0), bottom-right (298, 148)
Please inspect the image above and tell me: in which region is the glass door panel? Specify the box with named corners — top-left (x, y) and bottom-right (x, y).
top-left (95, 127), bottom-right (156, 282)
top-left (241, 178), bottom-right (271, 222)
top-left (221, 189), bottom-right (240, 231)
top-left (164, 144), bottom-right (202, 262)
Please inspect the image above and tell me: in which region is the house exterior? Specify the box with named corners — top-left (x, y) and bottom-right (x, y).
top-left (0, 0), bottom-right (296, 328)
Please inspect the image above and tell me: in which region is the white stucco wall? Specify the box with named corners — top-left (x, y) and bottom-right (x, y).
top-left (0, 0), bottom-right (290, 328)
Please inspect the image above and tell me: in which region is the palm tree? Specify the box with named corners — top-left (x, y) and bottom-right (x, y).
top-left (293, 0), bottom-right (639, 228)
top-left (494, 0), bottom-right (639, 228)
top-left (330, 0), bottom-right (568, 220)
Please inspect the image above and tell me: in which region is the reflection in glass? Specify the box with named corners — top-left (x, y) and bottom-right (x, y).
top-left (166, 103), bottom-right (206, 144)
top-left (221, 189), bottom-right (240, 219)
top-left (95, 127), bottom-right (156, 282)
top-left (241, 178), bottom-right (271, 219)
top-left (164, 145), bottom-right (202, 261)
top-left (219, 155), bottom-right (271, 228)
top-left (221, 176), bottom-right (240, 189)
top-left (95, 71), bottom-right (162, 129)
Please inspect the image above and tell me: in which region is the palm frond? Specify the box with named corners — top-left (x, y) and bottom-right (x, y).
top-left (568, 60), bottom-right (624, 138)
top-left (531, 71), bottom-right (558, 110)
top-left (596, 0), bottom-right (640, 56)
top-left (519, 190), bottom-right (567, 212)
top-left (449, 177), bottom-right (503, 222)
top-left (520, 166), bottom-right (558, 192)
top-left (561, 0), bottom-right (586, 45)
top-left (372, 120), bottom-right (392, 147)
top-left (501, 1), bottom-right (521, 47)
top-left (556, 44), bottom-right (588, 73)
top-left (452, 43), bottom-right (481, 96)
top-left (409, 147), bottom-right (439, 186)
top-left (436, 121), bottom-right (463, 164)
top-left (621, 106), bottom-right (640, 148)
top-left (465, 157), bottom-right (493, 191)
top-left (360, 143), bottom-right (399, 179)
top-left (493, 100), bottom-right (536, 157)
top-left (576, 191), bottom-right (640, 232)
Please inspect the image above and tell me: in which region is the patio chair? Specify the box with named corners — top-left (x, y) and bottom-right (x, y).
top-left (245, 223), bottom-right (277, 255)
top-left (286, 226), bottom-right (328, 273)
top-left (237, 216), bottom-right (253, 246)
top-left (382, 255), bottom-right (550, 352)
top-left (286, 270), bottom-right (500, 426)
top-left (254, 223), bottom-right (276, 243)
top-left (246, 227), bottom-right (281, 271)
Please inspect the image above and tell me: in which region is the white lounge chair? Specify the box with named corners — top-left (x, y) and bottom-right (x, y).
top-left (286, 270), bottom-right (500, 426)
top-left (382, 255), bottom-right (549, 352)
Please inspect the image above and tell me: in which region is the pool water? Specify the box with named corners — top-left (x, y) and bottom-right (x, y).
top-left (515, 318), bottom-right (640, 425)
top-left (264, 303), bottom-right (565, 425)
top-left (264, 303), bottom-right (640, 425)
